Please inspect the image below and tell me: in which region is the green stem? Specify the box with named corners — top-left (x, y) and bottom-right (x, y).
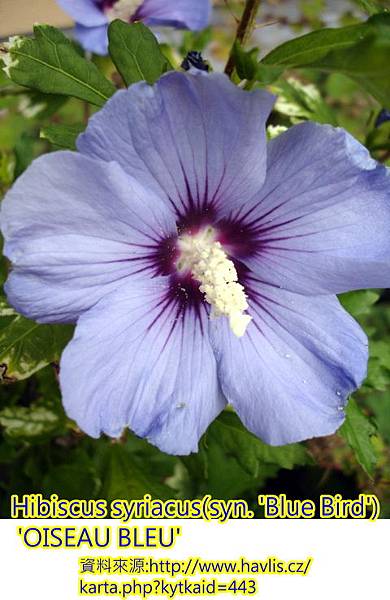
top-left (224, 0), bottom-right (262, 77)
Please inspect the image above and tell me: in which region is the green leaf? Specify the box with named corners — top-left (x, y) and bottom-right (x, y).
top-left (0, 404), bottom-right (63, 440)
top-left (232, 42), bottom-right (259, 81)
top-left (43, 450), bottom-right (100, 499)
top-left (232, 42), bottom-right (281, 85)
top-left (108, 21), bottom-right (170, 86)
top-left (273, 77), bottom-right (338, 125)
top-left (2, 25), bottom-right (115, 106)
top-left (205, 412), bottom-right (311, 477)
top-left (13, 133), bottom-right (35, 178)
top-left (366, 356), bottom-right (390, 391)
top-left (0, 312), bottom-right (73, 381)
top-left (101, 443), bottom-right (172, 501)
top-left (339, 289), bottom-right (380, 317)
top-left (260, 14), bottom-right (390, 106)
top-left (353, 0), bottom-right (390, 15)
top-left (183, 413), bottom-right (310, 499)
top-left (364, 339), bottom-right (390, 392)
top-left (262, 15), bottom-right (383, 66)
top-left (0, 152), bottom-right (15, 191)
top-left (40, 123), bottom-right (85, 150)
top-left (370, 340), bottom-right (390, 371)
top-left (339, 398), bottom-right (378, 476)
top-left (18, 91), bottom-right (67, 120)
top-left (366, 391), bottom-right (390, 443)
top-left (188, 447), bottom-right (280, 500)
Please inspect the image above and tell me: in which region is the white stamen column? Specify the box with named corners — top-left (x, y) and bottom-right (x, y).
top-left (178, 227), bottom-right (252, 337)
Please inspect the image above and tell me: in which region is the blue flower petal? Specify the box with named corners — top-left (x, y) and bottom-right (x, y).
top-left (78, 71), bottom-right (275, 219)
top-left (78, 89), bottom-right (164, 199)
top-left (56, 0), bottom-right (107, 26)
top-left (210, 278), bottom-right (368, 445)
top-left (137, 0), bottom-right (211, 30)
top-left (74, 23), bottom-right (109, 55)
top-left (234, 122), bottom-right (390, 295)
top-left (60, 279), bottom-right (225, 455)
top-left (0, 151), bottom-right (176, 323)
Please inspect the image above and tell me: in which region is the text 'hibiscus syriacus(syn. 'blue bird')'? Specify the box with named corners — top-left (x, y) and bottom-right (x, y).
top-left (56, 0), bottom-right (211, 54)
top-left (1, 70), bottom-right (390, 455)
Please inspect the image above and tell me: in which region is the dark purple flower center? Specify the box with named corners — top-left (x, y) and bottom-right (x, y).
top-left (147, 207), bottom-right (260, 317)
top-left (94, 0), bottom-right (114, 10)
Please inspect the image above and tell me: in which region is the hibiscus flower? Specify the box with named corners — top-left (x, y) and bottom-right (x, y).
top-left (1, 71), bottom-right (389, 454)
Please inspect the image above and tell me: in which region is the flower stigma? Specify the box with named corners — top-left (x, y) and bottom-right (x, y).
top-left (105, 0), bottom-right (144, 22)
top-left (177, 226), bottom-right (252, 337)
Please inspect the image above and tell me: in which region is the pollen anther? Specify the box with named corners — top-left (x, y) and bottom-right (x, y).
top-left (178, 228), bottom-right (252, 337)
